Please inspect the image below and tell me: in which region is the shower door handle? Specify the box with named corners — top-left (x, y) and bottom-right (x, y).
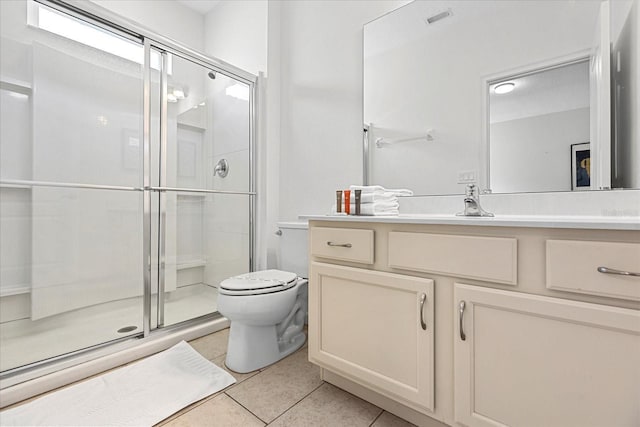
top-left (157, 50), bottom-right (169, 329)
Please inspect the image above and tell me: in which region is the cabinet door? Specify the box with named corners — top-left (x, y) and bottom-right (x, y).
top-left (309, 262), bottom-right (435, 414)
top-left (454, 283), bottom-right (640, 427)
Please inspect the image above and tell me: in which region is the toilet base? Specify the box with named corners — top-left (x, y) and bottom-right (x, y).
top-left (225, 323), bottom-right (306, 373)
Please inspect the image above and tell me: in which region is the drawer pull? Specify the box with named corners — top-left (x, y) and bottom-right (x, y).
top-left (597, 266), bottom-right (640, 277)
top-left (327, 241), bottom-right (352, 248)
top-left (419, 293), bottom-right (427, 330)
top-left (459, 301), bottom-right (466, 341)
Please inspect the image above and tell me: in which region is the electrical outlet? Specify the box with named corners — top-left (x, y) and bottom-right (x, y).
top-left (457, 170), bottom-right (477, 183)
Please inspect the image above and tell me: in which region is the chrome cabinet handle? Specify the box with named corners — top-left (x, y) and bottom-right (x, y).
top-left (327, 242), bottom-right (352, 248)
top-left (419, 293), bottom-right (427, 330)
top-left (459, 301), bottom-right (466, 341)
top-left (597, 266), bottom-right (640, 277)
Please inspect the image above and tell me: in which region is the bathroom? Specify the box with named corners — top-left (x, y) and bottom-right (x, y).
top-left (1, 0), bottom-right (639, 426)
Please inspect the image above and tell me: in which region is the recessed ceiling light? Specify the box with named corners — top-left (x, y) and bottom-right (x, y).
top-left (494, 82), bottom-right (515, 94)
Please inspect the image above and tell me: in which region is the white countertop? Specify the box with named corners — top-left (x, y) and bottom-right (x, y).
top-left (301, 214), bottom-right (640, 230)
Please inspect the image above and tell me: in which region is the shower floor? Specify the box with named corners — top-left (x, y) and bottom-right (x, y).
top-left (0, 283), bottom-right (218, 372)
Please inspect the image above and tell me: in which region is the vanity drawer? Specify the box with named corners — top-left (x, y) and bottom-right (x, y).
top-left (310, 227), bottom-right (374, 264)
top-left (388, 232), bottom-right (517, 285)
top-left (546, 240), bottom-right (640, 301)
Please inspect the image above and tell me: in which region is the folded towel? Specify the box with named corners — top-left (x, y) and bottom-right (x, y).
top-left (386, 188), bottom-right (413, 196)
top-left (343, 192), bottom-right (397, 204)
top-left (358, 204), bottom-right (399, 216)
top-left (350, 201), bottom-right (399, 210)
top-left (331, 203), bottom-right (399, 216)
top-left (349, 185), bottom-right (413, 197)
top-left (349, 185), bottom-right (386, 194)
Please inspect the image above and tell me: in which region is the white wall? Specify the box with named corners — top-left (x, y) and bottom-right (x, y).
top-left (263, 1), bottom-right (282, 269)
top-left (90, 0), bottom-right (204, 52)
top-left (277, 0), bottom-right (410, 220)
top-left (203, 0), bottom-right (267, 76)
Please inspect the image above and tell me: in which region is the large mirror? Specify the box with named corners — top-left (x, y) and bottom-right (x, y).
top-left (364, 0), bottom-right (639, 195)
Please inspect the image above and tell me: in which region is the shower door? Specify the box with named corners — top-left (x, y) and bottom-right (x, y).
top-left (0, 0), bottom-right (256, 376)
top-left (0, 0), bottom-right (146, 371)
top-left (148, 46), bottom-right (254, 329)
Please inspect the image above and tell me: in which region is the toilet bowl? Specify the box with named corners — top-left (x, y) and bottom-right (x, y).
top-left (217, 269), bottom-right (308, 373)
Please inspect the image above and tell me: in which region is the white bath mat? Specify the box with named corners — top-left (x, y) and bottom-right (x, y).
top-left (0, 341), bottom-right (236, 426)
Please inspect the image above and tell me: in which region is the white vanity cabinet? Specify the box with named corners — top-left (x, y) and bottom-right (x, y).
top-left (309, 236), bottom-right (435, 414)
top-left (307, 218), bottom-right (640, 427)
top-left (454, 283), bottom-right (640, 427)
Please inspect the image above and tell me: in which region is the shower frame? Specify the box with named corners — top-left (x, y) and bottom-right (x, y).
top-left (0, 0), bottom-right (257, 388)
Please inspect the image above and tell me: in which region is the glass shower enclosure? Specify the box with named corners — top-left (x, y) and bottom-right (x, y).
top-left (0, 0), bottom-right (255, 376)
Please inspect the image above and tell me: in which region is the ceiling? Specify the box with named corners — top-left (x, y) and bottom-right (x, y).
top-left (176, 0), bottom-right (220, 15)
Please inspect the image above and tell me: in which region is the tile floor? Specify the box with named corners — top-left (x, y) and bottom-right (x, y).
top-left (160, 328), bottom-right (416, 427)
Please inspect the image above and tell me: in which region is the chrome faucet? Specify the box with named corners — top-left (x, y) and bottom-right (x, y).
top-left (456, 184), bottom-right (494, 217)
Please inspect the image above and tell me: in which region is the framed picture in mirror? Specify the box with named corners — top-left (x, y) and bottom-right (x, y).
top-left (571, 142), bottom-right (590, 191)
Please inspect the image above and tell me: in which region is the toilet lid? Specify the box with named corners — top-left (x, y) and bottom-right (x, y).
top-left (219, 270), bottom-right (298, 296)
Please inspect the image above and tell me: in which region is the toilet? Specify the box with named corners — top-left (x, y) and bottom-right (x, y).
top-left (217, 222), bottom-right (308, 373)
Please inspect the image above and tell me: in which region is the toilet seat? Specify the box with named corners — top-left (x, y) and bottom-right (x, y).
top-left (219, 270), bottom-right (299, 296)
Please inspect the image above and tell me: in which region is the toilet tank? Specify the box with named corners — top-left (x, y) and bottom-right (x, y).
top-left (277, 221), bottom-right (308, 278)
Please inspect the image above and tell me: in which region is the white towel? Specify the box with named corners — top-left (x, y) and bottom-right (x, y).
top-left (331, 202), bottom-right (399, 216)
top-left (343, 192), bottom-right (397, 204)
top-left (358, 204), bottom-right (399, 216)
top-left (349, 185), bottom-right (413, 197)
top-left (351, 201), bottom-right (399, 209)
top-left (348, 185), bottom-right (386, 194)
top-left (386, 188), bottom-right (413, 196)
top-left (0, 341), bottom-right (235, 426)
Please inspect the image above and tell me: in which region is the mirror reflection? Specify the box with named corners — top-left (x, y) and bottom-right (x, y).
top-left (363, 0), bottom-right (639, 195)
top-left (489, 59), bottom-right (590, 193)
